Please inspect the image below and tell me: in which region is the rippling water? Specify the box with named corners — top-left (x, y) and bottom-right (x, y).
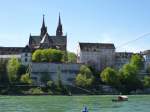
top-left (0, 95), bottom-right (149, 112)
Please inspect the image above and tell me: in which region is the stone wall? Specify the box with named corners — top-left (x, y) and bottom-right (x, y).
top-left (30, 62), bottom-right (82, 86)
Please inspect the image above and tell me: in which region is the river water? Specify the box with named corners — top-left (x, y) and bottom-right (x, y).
top-left (0, 95), bottom-right (149, 112)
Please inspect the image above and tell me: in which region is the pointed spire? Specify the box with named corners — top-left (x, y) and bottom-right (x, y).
top-left (56, 13), bottom-right (63, 36)
top-left (42, 14), bottom-right (46, 28)
top-left (58, 12), bottom-right (61, 25)
top-left (41, 14), bottom-right (47, 37)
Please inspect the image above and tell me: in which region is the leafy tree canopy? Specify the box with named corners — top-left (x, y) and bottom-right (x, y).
top-left (100, 67), bottom-right (120, 87)
top-left (76, 65), bottom-right (94, 88)
top-left (67, 52), bottom-right (77, 63)
top-left (119, 64), bottom-right (143, 92)
top-left (130, 54), bottom-right (143, 70)
top-left (32, 49), bottom-right (64, 62)
top-left (7, 57), bottom-right (21, 83)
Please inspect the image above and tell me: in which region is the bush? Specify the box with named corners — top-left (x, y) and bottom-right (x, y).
top-left (20, 73), bottom-right (32, 84)
top-left (28, 87), bottom-right (44, 95)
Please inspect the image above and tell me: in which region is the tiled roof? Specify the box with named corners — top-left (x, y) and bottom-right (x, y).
top-left (51, 36), bottom-right (67, 45)
top-left (22, 45), bottom-right (31, 52)
top-left (0, 47), bottom-right (24, 55)
top-left (30, 35), bottom-right (41, 45)
top-left (79, 42), bottom-right (115, 51)
top-left (30, 35), bottom-right (66, 46)
top-left (40, 33), bottom-right (49, 44)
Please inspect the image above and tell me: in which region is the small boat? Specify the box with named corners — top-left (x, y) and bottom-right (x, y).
top-left (112, 95), bottom-right (128, 102)
top-left (82, 106), bottom-right (88, 112)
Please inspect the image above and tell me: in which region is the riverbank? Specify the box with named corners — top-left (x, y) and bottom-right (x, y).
top-left (1, 84), bottom-right (150, 96)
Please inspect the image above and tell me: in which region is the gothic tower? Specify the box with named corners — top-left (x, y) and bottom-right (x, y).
top-left (40, 15), bottom-right (47, 37)
top-left (56, 13), bottom-right (63, 36)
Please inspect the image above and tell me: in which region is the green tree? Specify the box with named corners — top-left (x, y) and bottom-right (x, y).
top-left (143, 76), bottom-right (150, 88)
top-left (7, 58), bottom-right (21, 83)
top-left (67, 52), bottom-right (77, 63)
top-left (100, 67), bottom-right (120, 87)
top-left (41, 49), bottom-right (49, 62)
top-left (32, 49), bottom-right (42, 62)
top-left (20, 73), bottom-right (32, 84)
top-left (51, 49), bottom-right (63, 62)
top-left (130, 54), bottom-right (143, 70)
top-left (76, 65), bottom-right (94, 88)
top-left (32, 49), bottom-right (63, 62)
top-left (119, 64), bottom-right (143, 92)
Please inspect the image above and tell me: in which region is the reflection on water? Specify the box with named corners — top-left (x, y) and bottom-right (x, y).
top-left (0, 95), bottom-right (149, 112)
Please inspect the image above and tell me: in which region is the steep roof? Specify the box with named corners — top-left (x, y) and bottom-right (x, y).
top-left (51, 36), bottom-right (67, 45)
top-left (29, 35), bottom-right (41, 45)
top-left (79, 42), bottom-right (115, 51)
top-left (40, 33), bottom-right (50, 44)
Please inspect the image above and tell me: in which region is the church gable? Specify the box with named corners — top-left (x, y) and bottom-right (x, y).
top-left (28, 14), bottom-right (67, 51)
top-left (40, 33), bottom-right (50, 44)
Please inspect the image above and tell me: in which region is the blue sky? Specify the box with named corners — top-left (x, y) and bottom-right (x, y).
top-left (0, 0), bottom-right (150, 53)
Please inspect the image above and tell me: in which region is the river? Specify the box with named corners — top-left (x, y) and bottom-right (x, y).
top-left (0, 95), bottom-right (149, 112)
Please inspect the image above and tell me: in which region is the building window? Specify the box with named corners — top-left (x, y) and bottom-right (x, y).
top-left (25, 58), bottom-right (27, 62)
top-left (25, 53), bottom-right (28, 56)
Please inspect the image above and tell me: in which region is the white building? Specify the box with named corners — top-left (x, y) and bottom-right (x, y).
top-left (21, 45), bottom-right (32, 65)
top-left (77, 42), bottom-right (115, 71)
top-left (143, 50), bottom-right (150, 69)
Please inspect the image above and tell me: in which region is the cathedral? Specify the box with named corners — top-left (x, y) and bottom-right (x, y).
top-left (0, 14), bottom-right (67, 65)
top-left (29, 14), bottom-right (67, 51)
top-left (0, 14), bottom-right (67, 54)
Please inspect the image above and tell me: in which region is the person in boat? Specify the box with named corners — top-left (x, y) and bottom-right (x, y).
top-left (82, 106), bottom-right (88, 112)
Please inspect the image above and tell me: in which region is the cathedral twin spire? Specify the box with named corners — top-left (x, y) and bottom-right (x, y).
top-left (40, 15), bottom-right (47, 37)
top-left (56, 13), bottom-right (63, 36)
top-left (40, 13), bottom-right (63, 37)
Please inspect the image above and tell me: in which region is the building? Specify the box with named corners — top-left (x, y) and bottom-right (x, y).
top-left (0, 46), bottom-right (31, 65)
top-left (77, 42), bottom-right (115, 71)
top-left (21, 45), bottom-right (32, 65)
top-left (29, 14), bottom-right (67, 51)
top-left (30, 63), bottom-right (82, 85)
top-left (143, 50), bottom-right (150, 69)
top-left (115, 52), bottom-right (133, 69)
top-left (0, 14), bottom-right (67, 65)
